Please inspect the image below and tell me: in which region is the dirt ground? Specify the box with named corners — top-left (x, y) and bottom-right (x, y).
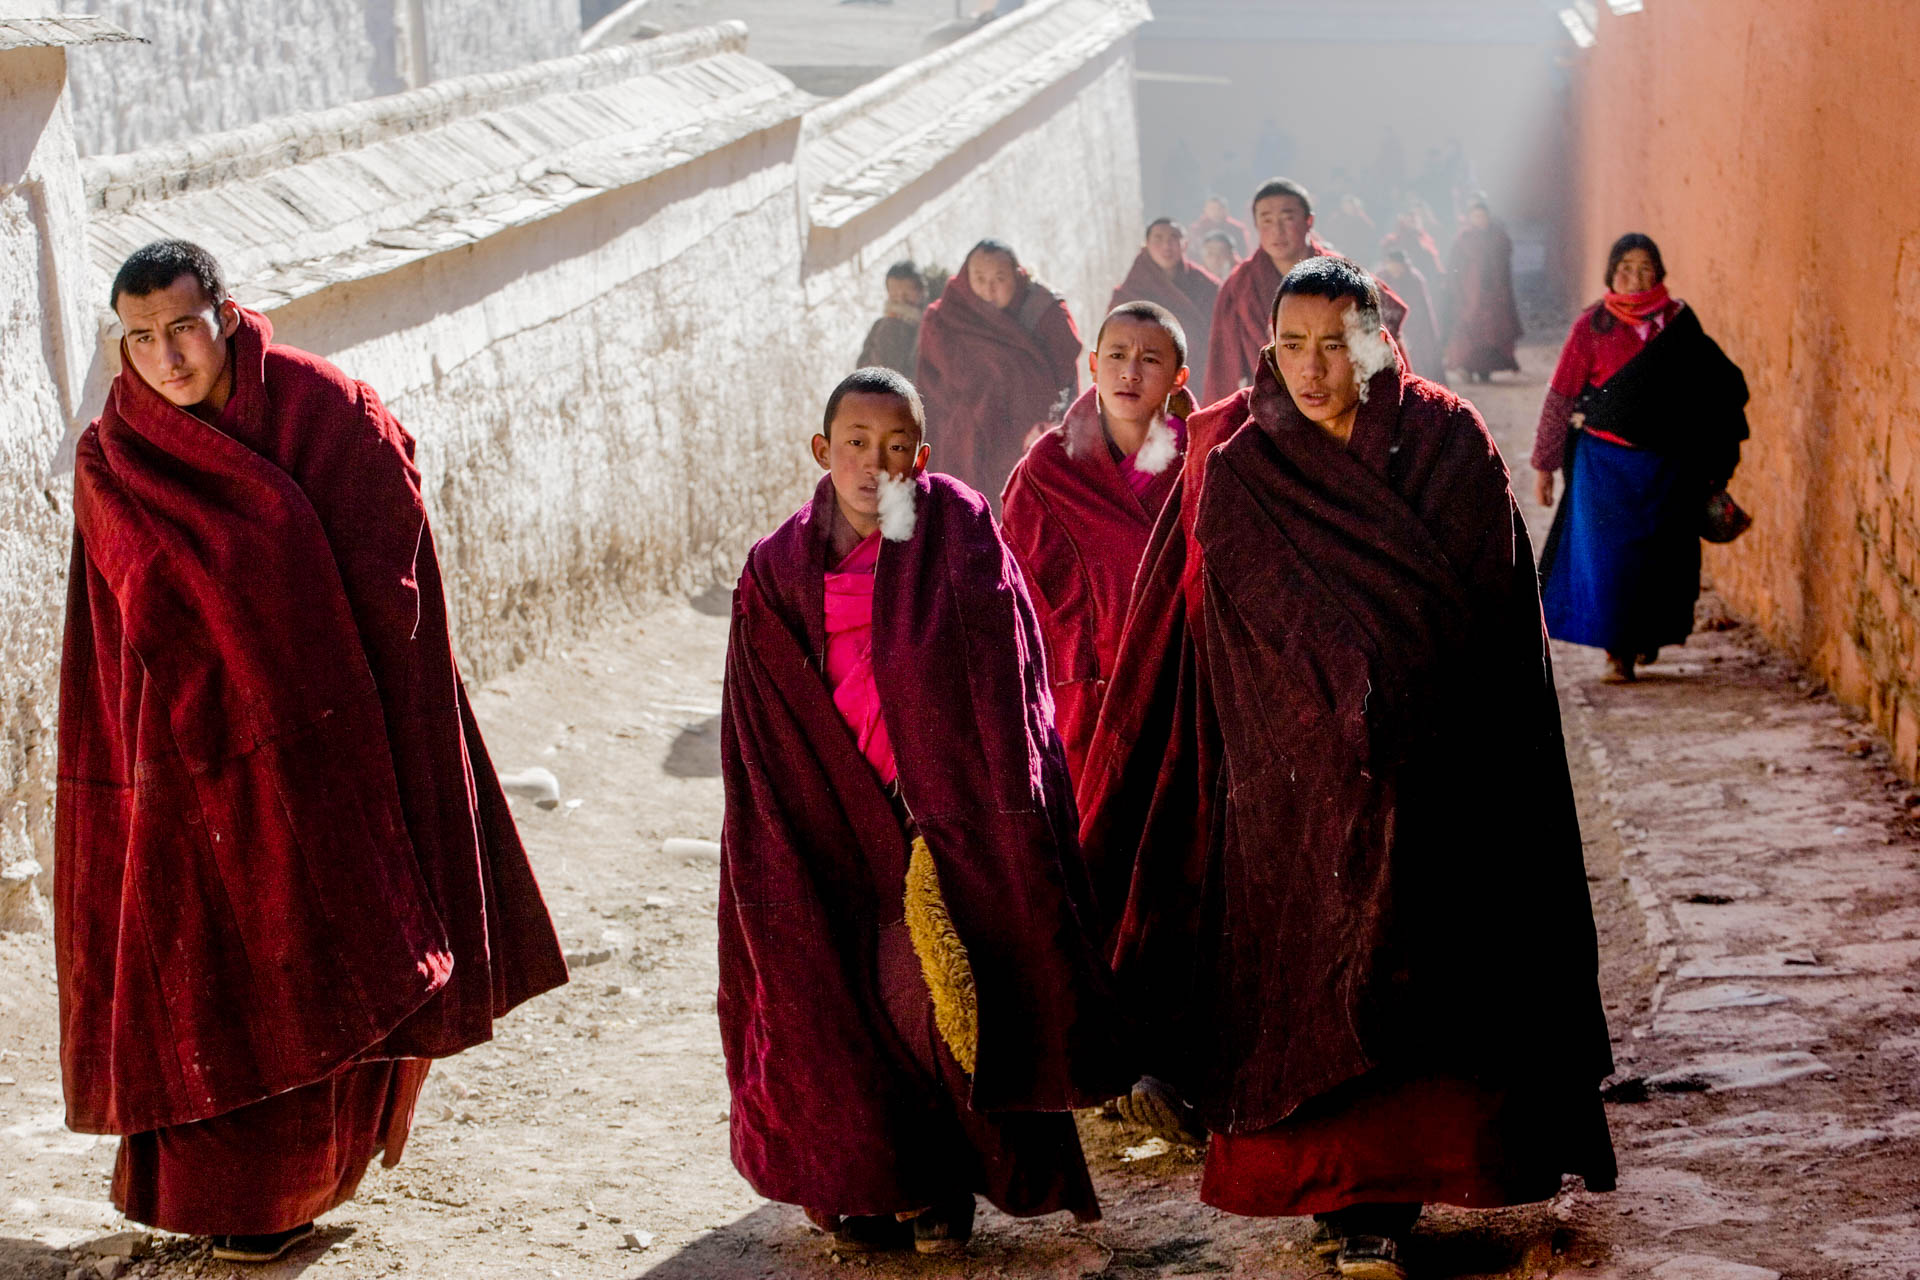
top-left (3, 346), bottom-right (1917, 1279)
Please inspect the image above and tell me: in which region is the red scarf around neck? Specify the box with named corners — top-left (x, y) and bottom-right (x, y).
top-left (1604, 282), bottom-right (1672, 327)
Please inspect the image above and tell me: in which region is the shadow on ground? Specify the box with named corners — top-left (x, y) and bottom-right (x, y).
top-left (663, 716), bottom-right (722, 778)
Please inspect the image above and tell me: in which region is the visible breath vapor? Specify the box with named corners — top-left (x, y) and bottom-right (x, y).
top-left (878, 472), bottom-right (919, 541)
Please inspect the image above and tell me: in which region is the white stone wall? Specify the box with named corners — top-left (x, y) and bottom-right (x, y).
top-left (0, 45), bottom-right (95, 931)
top-left (0, 0), bottom-right (1147, 930)
top-left (64, 0), bottom-right (580, 157)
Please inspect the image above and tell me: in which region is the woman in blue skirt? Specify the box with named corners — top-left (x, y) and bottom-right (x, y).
top-left (1532, 234), bottom-right (1750, 683)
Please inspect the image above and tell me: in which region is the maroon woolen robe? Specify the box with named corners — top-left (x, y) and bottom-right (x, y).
top-left (916, 267), bottom-right (1080, 504)
top-left (1205, 246), bottom-right (1409, 403)
top-left (1444, 221), bottom-right (1523, 375)
top-left (1077, 351), bottom-right (1616, 1214)
top-left (1107, 250), bottom-right (1220, 401)
top-left (59, 309), bottom-right (567, 1230)
top-left (719, 471), bottom-right (1128, 1219)
top-left (1001, 388), bottom-right (1180, 785)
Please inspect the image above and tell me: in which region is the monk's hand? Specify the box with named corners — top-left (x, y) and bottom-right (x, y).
top-left (1533, 469), bottom-right (1557, 508)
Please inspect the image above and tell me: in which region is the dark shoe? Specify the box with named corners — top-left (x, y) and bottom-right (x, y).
top-left (210, 1223), bottom-right (315, 1262)
top-left (1336, 1233), bottom-right (1409, 1280)
top-left (912, 1196), bottom-right (975, 1255)
top-left (1638, 648), bottom-right (1660, 665)
top-left (1306, 1217), bottom-right (1343, 1258)
top-left (1603, 653), bottom-right (1636, 684)
top-left (830, 1215), bottom-right (913, 1253)
top-left (1115, 1075), bottom-right (1206, 1144)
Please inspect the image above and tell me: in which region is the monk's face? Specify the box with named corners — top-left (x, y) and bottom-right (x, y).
top-left (1611, 248), bottom-right (1658, 294)
top-left (1201, 238), bottom-right (1236, 278)
top-left (1091, 315), bottom-right (1189, 433)
top-left (1272, 293), bottom-right (1379, 440)
top-left (116, 274), bottom-right (240, 412)
top-left (1145, 223), bottom-right (1185, 272)
top-left (1469, 206), bottom-right (1491, 231)
top-left (885, 275), bottom-right (926, 309)
top-left (967, 251), bottom-right (1020, 311)
top-left (1254, 194), bottom-right (1312, 264)
top-left (812, 391), bottom-right (929, 532)
top-left (1202, 197), bottom-right (1227, 222)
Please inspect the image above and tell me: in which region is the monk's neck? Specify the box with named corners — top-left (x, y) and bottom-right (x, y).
top-left (829, 501), bottom-right (876, 562)
top-left (1264, 250), bottom-right (1304, 277)
top-left (1103, 408), bottom-right (1153, 457)
top-left (1318, 407), bottom-right (1359, 449)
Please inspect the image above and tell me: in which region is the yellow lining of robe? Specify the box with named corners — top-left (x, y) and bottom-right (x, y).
top-left (904, 835), bottom-right (979, 1075)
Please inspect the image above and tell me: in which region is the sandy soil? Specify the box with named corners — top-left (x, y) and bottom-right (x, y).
top-left (3, 347), bottom-right (1916, 1279)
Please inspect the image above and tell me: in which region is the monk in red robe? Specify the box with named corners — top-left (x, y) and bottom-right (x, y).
top-left (1107, 219), bottom-right (1218, 402)
top-left (1443, 197), bottom-right (1523, 382)
top-left (719, 368), bottom-right (1127, 1256)
top-left (1080, 259), bottom-right (1615, 1280)
top-left (1208, 179), bottom-right (1408, 401)
top-left (1002, 302), bottom-right (1190, 784)
top-left (915, 239), bottom-right (1080, 505)
top-left (58, 241), bottom-right (568, 1262)
top-left (1190, 194), bottom-right (1249, 257)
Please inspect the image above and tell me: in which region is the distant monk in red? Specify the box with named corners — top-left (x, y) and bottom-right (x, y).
top-left (58, 241), bottom-right (568, 1263)
top-left (1444, 196), bottom-right (1523, 382)
top-left (1107, 219), bottom-right (1219, 401)
top-left (916, 239), bottom-right (1080, 504)
top-left (1208, 179), bottom-right (1407, 400)
top-left (1081, 259), bottom-right (1616, 1280)
top-left (1190, 194), bottom-right (1248, 257)
top-left (1002, 302), bottom-right (1190, 784)
top-left (719, 369), bottom-right (1127, 1256)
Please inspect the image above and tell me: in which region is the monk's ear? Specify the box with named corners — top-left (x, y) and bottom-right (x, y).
top-left (1171, 365), bottom-right (1191, 392)
top-left (810, 433), bottom-right (831, 471)
top-left (216, 299), bottom-right (241, 339)
top-left (1088, 349), bottom-right (1099, 383)
top-left (912, 442), bottom-right (930, 475)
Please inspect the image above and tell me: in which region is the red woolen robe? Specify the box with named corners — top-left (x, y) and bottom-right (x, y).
top-left (1205, 245), bottom-right (1409, 404)
top-left (1107, 250), bottom-right (1221, 402)
top-left (1443, 221), bottom-right (1523, 375)
top-left (719, 472), bottom-right (1129, 1220)
top-left (59, 309), bottom-right (568, 1234)
top-left (1077, 351), bottom-right (1617, 1215)
top-left (1000, 388), bottom-right (1183, 785)
top-left (916, 268), bottom-right (1080, 505)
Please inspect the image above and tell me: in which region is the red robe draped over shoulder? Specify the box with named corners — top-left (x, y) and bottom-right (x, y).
top-left (1107, 250), bottom-right (1220, 402)
top-left (1205, 246), bottom-right (1408, 403)
top-left (916, 268), bottom-right (1080, 504)
top-left (719, 472), bottom-right (1128, 1218)
top-left (57, 309), bottom-right (568, 1145)
top-left (1077, 352), bottom-right (1616, 1213)
top-left (1001, 388), bottom-right (1181, 784)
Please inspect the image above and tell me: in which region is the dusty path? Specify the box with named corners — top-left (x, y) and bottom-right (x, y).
top-left (3, 346), bottom-right (1917, 1279)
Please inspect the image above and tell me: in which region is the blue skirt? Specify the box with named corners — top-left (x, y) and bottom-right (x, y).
top-left (1540, 434), bottom-right (1699, 654)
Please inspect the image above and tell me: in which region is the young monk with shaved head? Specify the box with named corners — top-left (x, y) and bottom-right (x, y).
top-left (1081, 259), bottom-right (1616, 1280)
top-left (718, 369), bottom-right (1127, 1256)
top-left (58, 240), bottom-right (567, 1262)
top-left (1209, 179), bottom-right (1409, 399)
top-left (1001, 302), bottom-right (1192, 784)
top-left (915, 240), bottom-right (1080, 504)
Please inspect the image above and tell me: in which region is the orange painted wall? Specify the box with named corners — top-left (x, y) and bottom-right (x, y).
top-left (1571, 3), bottom-right (1920, 776)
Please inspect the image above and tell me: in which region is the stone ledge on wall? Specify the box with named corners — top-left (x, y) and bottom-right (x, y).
top-left (80, 22), bottom-right (815, 316)
top-left (800, 0), bottom-right (1151, 234)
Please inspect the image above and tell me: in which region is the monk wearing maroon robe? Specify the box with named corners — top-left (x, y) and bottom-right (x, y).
top-left (1190, 195), bottom-right (1249, 257)
top-left (1208, 179), bottom-right (1408, 402)
top-left (1002, 302), bottom-right (1190, 785)
top-left (1080, 259), bottom-right (1615, 1280)
top-left (1107, 219), bottom-right (1219, 402)
top-left (719, 369), bottom-right (1127, 1256)
top-left (915, 239), bottom-right (1080, 505)
top-left (1443, 198), bottom-right (1523, 382)
top-left (58, 241), bottom-right (568, 1262)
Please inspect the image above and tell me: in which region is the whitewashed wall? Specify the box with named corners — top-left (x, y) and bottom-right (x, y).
top-left (64, 0), bottom-right (579, 157)
top-left (0, 0), bottom-right (1149, 930)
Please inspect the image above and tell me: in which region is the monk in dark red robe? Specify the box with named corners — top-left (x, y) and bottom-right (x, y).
top-left (1190, 195), bottom-right (1248, 257)
top-left (1107, 219), bottom-right (1218, 402)
top-left (1443, 198), bottom-right (1523, 381)
top-left (1208, 179), bottom-right (1408, 401)
top-left (719, 369), bottom-right (1127, 1256)
top-left (915, 239), bottom-right (1080, 505)
top-left (1080, 258), bottom-right (1614, 1280)
top-left (1376, 250), bottom-right (1444, 383)
top-left (1002, 302), bottom-right (1189, 785)
top-left (59, 241), bottom-right (567, 1262)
